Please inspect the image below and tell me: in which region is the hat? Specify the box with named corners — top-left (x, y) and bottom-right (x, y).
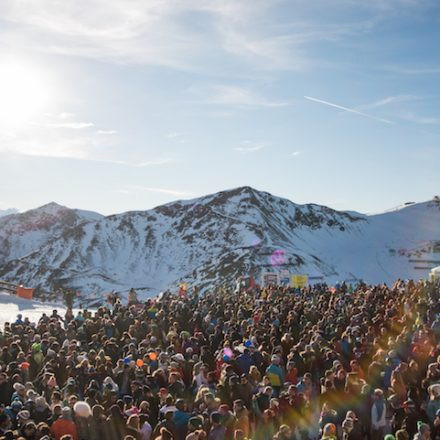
top-left (323, 423), bottom-right (336, 435)
top-left (17, 410), bottom-right (30, 421)
top-left (189, 416), bottom-right (204, 429)
top-left (417, 421), bottom-right (430, 434)
top-left (211, 412), bottom-right (222, 424)
top-left (384, 435), bottom-right (396, 440)
top-left (11, 401), bottom-right (23, 410)
top-left (172, 353), bottom-right (185, 362)
top-left (26, 389), bottom-right (38, 398)
top-left (62, 407), bottom-right (72, 420)
top-left (13, 382), bottom-right (25, 392)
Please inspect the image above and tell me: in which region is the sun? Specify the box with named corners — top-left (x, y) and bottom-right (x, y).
top-left (0, 59), bottom-right (51, 129)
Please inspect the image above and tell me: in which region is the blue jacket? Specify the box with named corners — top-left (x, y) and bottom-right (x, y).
top-left (266, 363), bottom-right (284, 387)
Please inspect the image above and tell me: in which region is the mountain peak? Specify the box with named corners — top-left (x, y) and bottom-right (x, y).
top-left (38, 201), bottom-right (64, 209)
top-left (0, 208), bottom-right (18, 218)
top-left (25, 202), bottom-right (69, 217)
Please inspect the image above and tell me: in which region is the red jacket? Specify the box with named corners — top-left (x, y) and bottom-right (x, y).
top-left (51, 418), bottom-right (78, 440)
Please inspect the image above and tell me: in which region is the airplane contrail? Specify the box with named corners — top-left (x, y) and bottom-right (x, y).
top-left (304, 95), bottom-right (394, 124)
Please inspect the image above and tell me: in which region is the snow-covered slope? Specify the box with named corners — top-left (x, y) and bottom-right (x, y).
top-left (0, 290), bottom-right (86, 327)
top-left (0, 188), bottom-right (439, 296)
top-left (0, 208), bottom-right (18, 218)
top-left (0, 202), bottom-right (103, 266)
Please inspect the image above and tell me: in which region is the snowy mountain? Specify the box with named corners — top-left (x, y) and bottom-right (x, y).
top-left (0, 188), bottom-right (439, 297)
top-left (0, 208), bottom-right (18, 218)
top-left (0, 202), bottom-right (103, 267)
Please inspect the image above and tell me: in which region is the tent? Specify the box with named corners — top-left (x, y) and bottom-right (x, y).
top-left (429, 266), bottom-right (440, 281)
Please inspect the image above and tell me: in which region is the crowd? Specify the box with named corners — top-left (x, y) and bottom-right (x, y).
top-left (0, 277), bottom-right (439, 440)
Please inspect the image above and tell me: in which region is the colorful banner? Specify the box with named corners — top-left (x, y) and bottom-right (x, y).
top-left (262, 273), bottom-right (278, 286)
top-left (279, 270), bottom-right (290, 286)
top-left (290, 274), bottom-right (308, 288)
top-left (16, 287), bottom-right (34, 300)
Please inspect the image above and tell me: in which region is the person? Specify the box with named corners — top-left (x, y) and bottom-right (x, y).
top-left (413, 421), bottom-right (431, 440)
top-left (427, 384), bottom-right (440, 424)
top-left (371, 388), bottom-right (387, 440)
top-left (232, 400), bottom-right (249, 439)
top-left (265, 356), bottom-right (284, 397)
top-left (173, 399), bottom-right (190, 440)
top-left (128, 289), bottom-right (139, 306)
top-left (140, 414), bottom-right (153, 440)
top-left (0, 277), bottom-right (438, 440)
top-left (73, 402), bottom-right (92, 440)
top-left (154, 410), bottom-right (177, 439)
top-left (107, 404), bottom-right (128, 440)
top-left (208, 412), bottom-right (226, 440)
top-left (19, 420), bottom-right (38, 439)
top-left (126, 414), bottom-right (142, 440)
top-left (89, 404), bottom-right (106, 440)
top-left (51, 407), bottom-right (78, 440)
top-left (321, 423), bottom-right (337, 439)
top-left (155, 427), bottom-right (173, 440)
top-left (273, 424), bottom-right (291, 440)
top-left (0, 412), bottom-right (11, 436)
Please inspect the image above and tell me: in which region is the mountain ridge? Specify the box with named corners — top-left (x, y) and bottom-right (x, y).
top-left (0, 187), bottom-right (439, 297)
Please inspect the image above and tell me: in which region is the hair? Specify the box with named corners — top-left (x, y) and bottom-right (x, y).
top-left (159, 428), bottom-right (173, 440)
top-left (127, 414), bottom-right (140, 429)
top-left (92, 405), bottom-right (104, 418)
top-left (395, 430), bottom-right (409, 440)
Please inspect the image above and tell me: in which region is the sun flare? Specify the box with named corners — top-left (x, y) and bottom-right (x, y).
top-left (0, 60), bottom-right (50, 129)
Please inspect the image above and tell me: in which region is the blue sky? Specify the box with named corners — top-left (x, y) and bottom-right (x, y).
top-left (0, 0), bottom-right (439, 215)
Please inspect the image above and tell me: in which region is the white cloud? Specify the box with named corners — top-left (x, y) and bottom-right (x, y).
top-left (97, 129), bottom-right (118, 135)
top-left (304, 96), bottom-right (394, 124)
top-left (166, 132), bottom-right (187, 143)
top-left (289, 151), bottom-right (302, 157)
top-left (0, 1), bottom-right (289, 71)
top-left (234, 140), bottom-right (268, 153)
top-left (356, 95), bottom-right (418, 110)
top-left (192, 85), bottom-right (288, 109)
top-left (0, 113), bottom-right (172, 166)
top-left (400, 112), bottom-right (440, 125)
top-left (79, 158), bottom-right (174, 167)
top-left (0, 0), bottom-right (431, 77)
top-left (167, 132), bottom-right (186, 139)
top-left (125, 185), bottom-right (194, 197)
top-left (0, 0), bottom-right (371, 73)
top-left (58, 112), bottom-right (76, 119)
top-left (46, 121), bottom-right (95, 129)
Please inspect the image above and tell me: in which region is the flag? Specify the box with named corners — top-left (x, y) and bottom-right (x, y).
top-left (178, 283), bottom-right (188, 298)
